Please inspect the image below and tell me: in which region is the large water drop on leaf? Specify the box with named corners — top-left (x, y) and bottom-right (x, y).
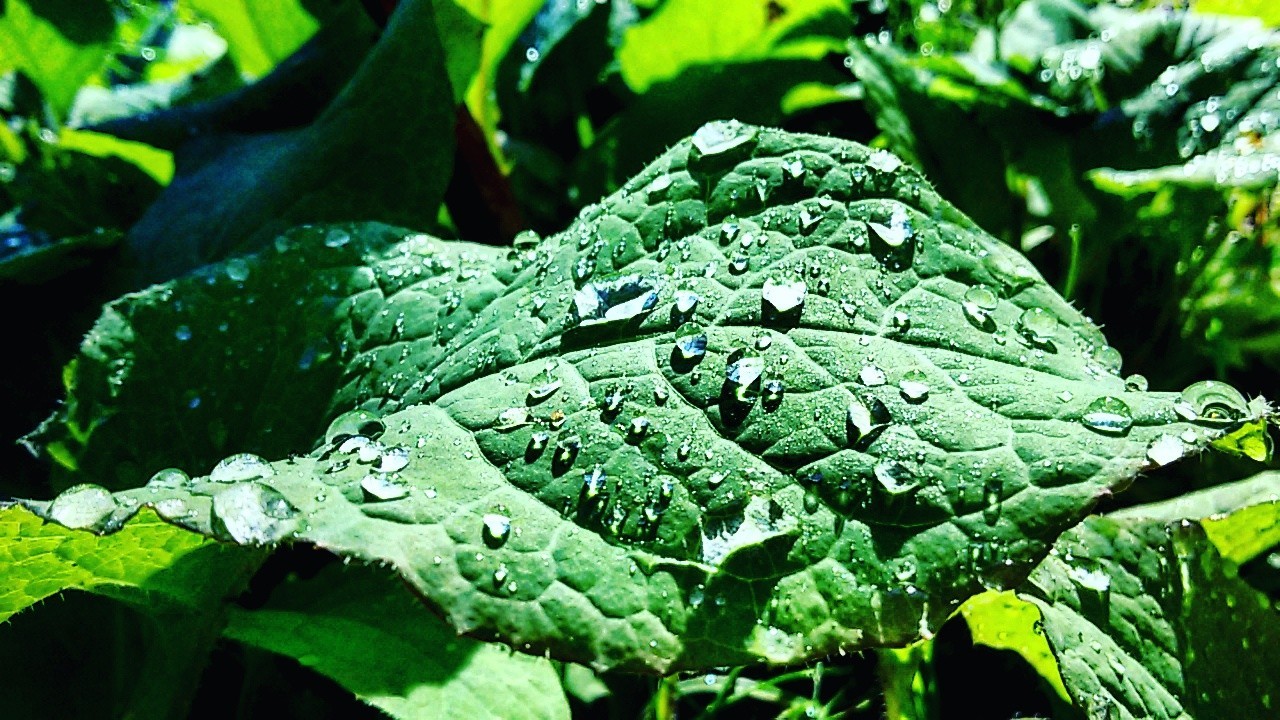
top-left (691, 120), bottom-right (757, 156)
top-left (761, 277), bottom-right (808, 316)
top-left (1177, 380), bottom-right (1249, 426)
top-left (211, 482), bottom-right (298, 544)
top-left (210, 453), bottom-right (276, 483)
top-left (572, 275), bottom-right (661, 328)
top-left (962, 286), bottom-right (998, 329)
top-left (674, 322), bottom-right (708, 361)
top-left (48, 484), bottom-right (118, 531)
top-left (325, 409), bottom-right (385, 445)
top-left (726, 349), bottom-right (766, 401)
top-left (146, 467), bottom-right (190, 489)
top-left (1081, 397), bottom-right (1134, 435)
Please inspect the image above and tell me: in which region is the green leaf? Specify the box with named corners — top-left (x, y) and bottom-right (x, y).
top-left (0, 504), bottom-right (256, 621)
top-left (0, 0), bottom-right (115, 116)
top-left (26, 123), bottom-right (1264, 672)
top-left (616, 0), bottom-right (848, 93)
top-left (957, 591), bottom-right (1069, 702)
top-left (179, 0), bottom-right (318, 80)
top-left (1020, 472), bottom-right (1280, 719)
top-left (224, 562), bottom-right (570, 720)
top-left (122, 0), bottom-right (456, 283)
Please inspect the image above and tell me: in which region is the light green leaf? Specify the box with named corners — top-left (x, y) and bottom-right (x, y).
top-left (1021, 472), bottom-right (1280, 720)
top-left (26, 123), bottom-right (1263, 672)
top-left (0, 0), bottom-right (115, 116)
top-left (180, 0), bottom-right (318, 80)
top-left (0, 504), bottom-right (257, 621)
top-left (617, 0), bottom-right (849, 93)
top-left (224, 562), bottom-right (570, 720)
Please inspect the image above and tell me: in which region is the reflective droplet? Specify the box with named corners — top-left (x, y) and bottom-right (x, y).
top-left (48, 484), bottom-right (118, 531)
top-left (762, 278), bottom-right (807, 315)
top-left (555, 436), bottom-right (581, 467)
top-left (583, 464), bottom-right (607, 497)
top-left (496, 407), bottom-right (533, 432)
top-left (527, 431), bottom-right (550, 456)
top-left (691, 120), bottom-right (758, 156)
top-left (1123, 374), bottom-right (1149, 392)
top-left (210, 453), bottom-right (275, 483)
top-left (1081, 396), bottom-right (1133, 435)
top-left (527, 365), bottom-right (562, 403)
top-left (869, 208), bottom-right (912, 248)
top-left (324, 229), bottom-right (351, 248)
top-left (572, 275), bottom-right (660, 327)
top-left (874, 461), bottom-right (917, 495)
top-left (325, 409), bottom-right (384, 445)
top-left (174, 325), bottom-right (192, 342)
top-left (225, 258), bottom-right (251, 282)
top-left (898, 370), bottom-right (930, 403)
top-left (1017, 308), bottom-right (1058, 347)
top-left (859, 364), bottom-right (887, 386)
top-left (361, 474), bottom-right (410, 501)
top-left (729, 254), bottom-right (749, 274)
top-left (674, 322), bottom-right (708, 361)
top-left (1146, 435), bottom-right (1186, 466)
top-left (725, 349), bottom-right (766, 401)
top-left (962, 286), bottom-right (998, 328)
top-left (762, 379), bottom-right (784, 409)
top-left (675, 290), bottom-right (699, 315)
top-left (211, 483), bottom-right (298, 544)
top-left (846, 397), bottom-right (881, 445)
top-left (1178, 380), bottom-right (1249, 426)
top-left (628, 416), bottom-right (651, 441)
top-left (482, 513), bottom-right (512, 547)
top-left (677, 438), bottom-right (692, 461)
top-left (376, 446), bottom-right (410, 473)
top-left (867, 149), bottom-right (903, 173)
top-left (146, 467), bottom-right (190, 489)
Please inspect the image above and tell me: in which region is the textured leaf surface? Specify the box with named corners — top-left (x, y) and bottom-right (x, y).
top-left (27, 123), bottom-right (1260, 672)
top-left (224, 563), bottom-right (570, 720)
top-left (1020, 472), bottom-right (1280, 719)
top-left (0, 504), bottom-right (254, 621)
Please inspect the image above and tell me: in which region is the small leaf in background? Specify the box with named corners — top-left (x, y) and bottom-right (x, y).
top-left (0, 0), bottom-right (116, 115)
top-left (224, 563), bottom-right (571, 720)
top-left (179, 0), bottom-right (319, 80)
top-left (1021, 473), bottom-right (1280, 720)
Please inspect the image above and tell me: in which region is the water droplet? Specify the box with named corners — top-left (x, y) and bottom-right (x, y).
top-left (628, 416), bottom-right (651, 441)
top-left (583, 464), bottom-right (607, 498)
top-left (725, 348), bottom-right (765, 401)
top-left (962, 286), bottom-right (998, 328)
top-left (762, 278), bottom-right (807, 315)
top-left (846, 394), bottom-right (889, 445)
top-left (361, 474), bottom-right (410, 501)
top-left (527, 365), bottom-right (563, 403)
top-left (572, 275), bottom-right (660, 327)
top-left (211, 482), bottom-right (298, 544)
top-left (225, 258), bottom-right (251, 282)
top-left (891, 311), bottom-right (911, 331)
top-left (527, 431), bottom-right (550, 456)
top-left (677, 438), bottom-right (692, 461)
top-left (376, 446), bottom-right (410, 473)
top-left (1081, 396), bottom-right (1134, 435)
top-left (691, 120), bottom-right (758, 156)
top-left (1017, 308), bottom-right (1058, 347)
top-left (146, 467), bottom-right (190, 489)
top-left (868, 208), bottom-right (912, 247)
top-left (708, 471), bottom-right (726, 487)
top-left (874, 461), bottom-right (918, 495)
top-left (728, 254), bottom-right (749, 274)
top-left (1146, 435), bottom-right (1186, 466)
top-left (867, 149), bottom-right (903, 173)
top-left (674, 290), bottom-right (699, 315)
top-left (496, 407), bottom-right (533, 432)
top-left (674, 322), bottom-right (708, 362)
top-left (898, 370), bottom-right (930, 403)
top-left (982, 477), bottom-right (1003, 525)
top-left (1178, 380), bottom-right (1249, 426)
top-left (762, 378), bottom-right (784, 409)
top-left (325, 409), bottom-right (385, 445)
top-left (324, 229), bottom-right (351, 248)
top-left (1123, 374), bottom-right (1149, 392)
top-left (482, 513), bottom-right (512, 547)
top-left (859, 364), bottom-right (887, 386)
top-left (653, 384), bottom-right (669, 405)
top-left (210, 453), bottom-right (275, 483)
top-left (174, 325), bottom-right (192, 342)
top-left (48, 484), bottom-right (118, 531)
top-left (555, 436), bottom-right (582, 467)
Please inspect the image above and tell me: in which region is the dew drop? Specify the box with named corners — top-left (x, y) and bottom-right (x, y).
top-left (211, 482), bottom-right (298, 544)
top-left (691, 120), bottom-right (758, 156)
top-left (762, 378), bottom-right (784, 410)
top-left (673, 322), bottom-right (708, 361)
top-left (1080, 396), bottom-right (1134, 435)
top-left (48, 484), bottom-right (118, 531)
top-left (627, 416), bottom-right (651, 442)
top-left (1178, 380), bottom-right (1249, 426)
top-left (572, 275), bottom-right (660, 327)
top-left (725, 348), bottom-right (766, 401)
top-left (325, 409), bottom-right (385, 445)
top-left (361, 474), bottom-right (410, 501)
top-left (1017, 308), bottom-right (1058, 347)
top-left (868, 208), bottom-right (912, 247)
top-left (224, 258), bottom-right (251, 282)
top-left (859, 364), bottom-right (887, 386)
top-left (962, 286), bottom-right (998, 328)
top-left (761, 278), bottom-right (808, 315)
top-left (211, 453), bottom-right (275, 483)
top-left (898, 370), bottom-right (930, 403)
top-left (495, 407), bottom-right (533, 432)
top-left (376, 446), bottom-right (410, 473)
top-left (1146, 435), bottom-right (1186, 466)
top-left (583, 464), bottom-right (607, 498)
top-left (482, 513), bottom-right (512, 547)
top-left (874, 461), bottom-right (918, 495)
top-left (174, 325), bottom-right (192, 342)
top-left (147, 467), bottom-right (190, 489)
top-left (674, 290), bottom-right (699, 315)
top-left (1123, 374), bottom-right (1149, 392)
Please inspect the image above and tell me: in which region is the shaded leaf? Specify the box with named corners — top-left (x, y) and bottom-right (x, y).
top-left (1021, 472), bottom-right (1280, 719)
top-left (224, 562), bottom-right (570, 720)
top-left (26, 123), bottom-right (1263, 672)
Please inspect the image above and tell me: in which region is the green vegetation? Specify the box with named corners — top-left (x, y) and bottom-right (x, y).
top-left (1, 1), bottom-right (1277, 718)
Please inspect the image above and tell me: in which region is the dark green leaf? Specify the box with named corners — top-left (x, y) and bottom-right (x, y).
top-left (26, 123), bottom-right (1264, 672)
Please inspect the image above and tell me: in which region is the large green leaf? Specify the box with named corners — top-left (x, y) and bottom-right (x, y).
top-left (1020, 473), bottom-right (1280, 719)
top-left (224, 562), bottom-right (570, 720)
top-left (180, 0), bottom-right (319, 80)
top-left (25, 123), bottom-right (1266, 672)
top-left (0, 504), bottom-right (256, 621)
